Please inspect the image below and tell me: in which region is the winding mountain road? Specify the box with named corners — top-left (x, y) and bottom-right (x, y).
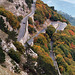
top-left (26, 21), bottom-right (67, 75)
top-left (16, 1), bottom-right (68, 75)
top-left (27, 28), bottom-right (46, 45)
top-left (17, 0), bottom-right (36, 43)
top-left (27, 21), bottom-right (67, 45)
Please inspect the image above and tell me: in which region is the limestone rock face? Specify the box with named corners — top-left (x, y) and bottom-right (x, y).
top-left (0, 0), bottom-right (7, 3)
top-left (0, 0), bottom-right (30, 16)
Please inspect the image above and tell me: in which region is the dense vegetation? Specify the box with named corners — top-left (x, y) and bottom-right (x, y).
top-left (17, 16), bottom-right (23, 22)
top-left (52, 25), bottom-right (75, 74)
top-left (0, 17), bottom-right (7, 32)
top-left (0, 45), bottom-right (5, 64)
top-left (0, 17), bottom-right (17, 41)
top-left (25, 0), bottom-right (33, 9)
top-left (32, 33), bottom-right (58, 75)
top-left (46, 25), bottom-right (56, 38)
top-left (28, 17), bottom-right (33, 25)
top-left (0, 0), bottom-right (75, 75)
top-left (0, 7), bottom-right (20, 29)
top-left (34, 0), bottom-right (69, 25)
top-left (13, 41), bottom-right (25, 54)
top-left (28, 17), bottom-right (36, 34)
top-left (0, 39), bottom-right (5, 64)
top-left (8, 48), bottom-right (21, 63)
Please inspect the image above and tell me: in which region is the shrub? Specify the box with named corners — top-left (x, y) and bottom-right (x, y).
top-left (59, 66), bottom-right (64, 73)
top-left (41, 45), bottom-right (49, 54)
top-left (8, 30), bottom-right (18, 41)
top-left (13, 41), bottom-right (25, 54)
top-left (0, 46), bottom-right (5, 64)
top-left (8, 48), bottom-right (21, 63)
top-left (17, 16), bottom-right (23, 22)
top-left (14, 65), bottom-right (21, 73)
top-left (0, 17), bottom-right (18, 41)
top-left (28, 17), bottom-right (33, 25)
top-left (0, 7), bottom-right (20, 29)
top-left (56, 54), bottom-right (68, 71)
top-left (34, 13), bottom-right (45, 24)
top-left (70, 49), bottom-right (75, 61)
top-left (0, 17), bottom-right (8, 32)
top-left (28, 24), bottom-right (36, 34)
top-left (46, 25), bottom-right (56, 38)
top-left (25, 0), bottom-right (33, 9)
top-left (47, 43), bottom-right (51, 50)
top-left (43, 33), bottom-right (51, 43)
top-left (58, 44), bottom-right (69, 57)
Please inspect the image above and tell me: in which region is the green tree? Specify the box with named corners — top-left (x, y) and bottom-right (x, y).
top-left (17, 16), bottom-right (23, 22)
top-left (46, 25), bottom-right (56, 38)
top-left (25, 0), bottom-right (33, 9)
top-left (33, 45), bottom-right (58, 75)
top-left (28, 17), bottom-right (33, 25)
top-left (8, 48), bottom-right (21, 63)
top-left (0, 46), bottom-right (5, 63)
top-left (8, 30), bottom-right (18, 41)
top-left (0, 7), bottom-right (20, 29)
top-left (13, 41), bottom-right (25, 54)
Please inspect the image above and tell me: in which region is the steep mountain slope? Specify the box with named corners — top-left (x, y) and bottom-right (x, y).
top-left (52, 25), bottom-right (75, 75)
top-left (58, 11), bottom-right (75, 26)
top-left (0, 0), bottom-right (75, 75)
top-left (0, 65), bottom-right (18, 75)
top-left (0, 7), bottom-right (20, 29)
top-left (34, 0), bottom-right (69, 25)
top-left (0, 0), bottom-right (34, 75)
top-left (0, 0), bottom-right (29, 16)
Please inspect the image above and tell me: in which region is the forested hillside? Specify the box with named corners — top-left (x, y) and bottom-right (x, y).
top-left (0, 7), bottom-right (20, 29)
top-left (52, 24), bottom-right (75, 75)
top-left (34, 0), bottom-right (69, 25)
top-left (32, 33), bottom-right (58, 75)
top-left (0, 0), bottom-right (75, 75)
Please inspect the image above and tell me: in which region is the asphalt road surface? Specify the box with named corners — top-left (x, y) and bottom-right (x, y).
top-left (17, 1), bottom-right (36, 41)
top-left (27, 21), bottom-right (67, 45)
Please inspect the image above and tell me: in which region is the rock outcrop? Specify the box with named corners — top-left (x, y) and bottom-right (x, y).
top-left (0, 0), bottom-right (30, 16)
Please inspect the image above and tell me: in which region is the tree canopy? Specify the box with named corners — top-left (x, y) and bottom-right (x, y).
top-left (46, 25), bottom-right (56, 38)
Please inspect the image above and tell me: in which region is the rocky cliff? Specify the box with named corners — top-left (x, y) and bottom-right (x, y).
top-left (0, 0), bottom-right (30, 16)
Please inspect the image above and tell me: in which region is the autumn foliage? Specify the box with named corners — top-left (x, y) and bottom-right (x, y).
top-left (34, 34), bottom-right (48, 48)
top-left (71, 42), bottom-right (75, 48)
top-left (28, 24), bottom-right (36, 34)
top-left (0, 7), bottom-right (20, 29)
top-left (32, 33), bottom-right (58, 74)
top-left (69, 30), bottom-right (74, 35)
top-left (34, 0), bottom-right (69, 25)
top-left (33, 45), bottom-right (58, 75)
top-left (53, 25), bottom-right (75, 74)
